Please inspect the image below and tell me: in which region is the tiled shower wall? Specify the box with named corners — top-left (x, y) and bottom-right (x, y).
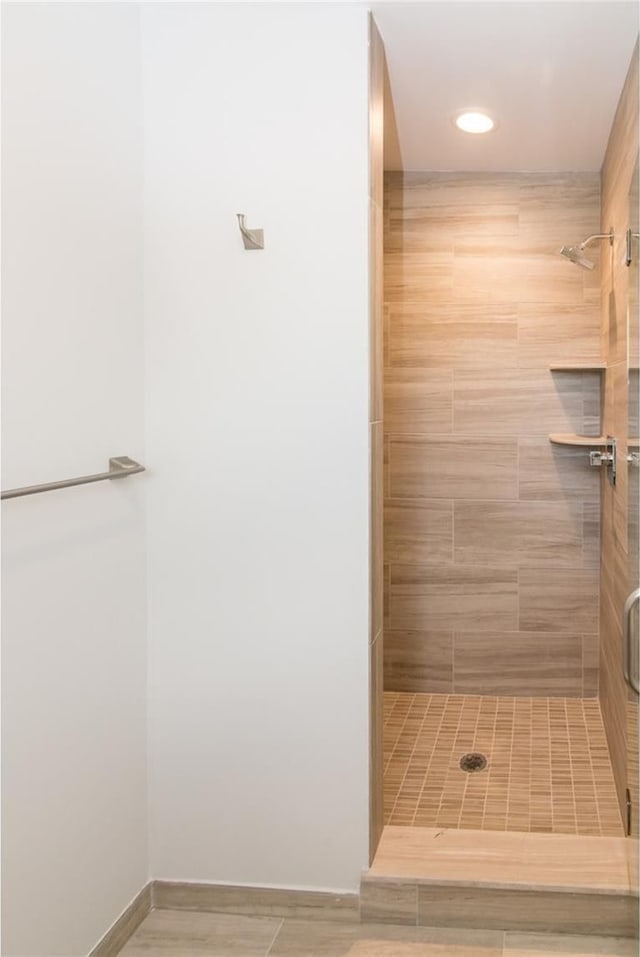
top-left (383, 172), bottom-right (602, 698)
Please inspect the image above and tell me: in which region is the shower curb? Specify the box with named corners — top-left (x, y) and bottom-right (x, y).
top-left (362, 825), bottom-right (639, 937)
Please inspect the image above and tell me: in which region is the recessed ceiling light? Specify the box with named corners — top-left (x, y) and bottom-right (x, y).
top-left (455, 111), bottom-right (495, 134)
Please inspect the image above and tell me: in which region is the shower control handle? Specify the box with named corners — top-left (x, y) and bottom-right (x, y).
top-left (589, 450), bottom-right (613, 466)
top-left (623, 587), bottom-right (640, 694)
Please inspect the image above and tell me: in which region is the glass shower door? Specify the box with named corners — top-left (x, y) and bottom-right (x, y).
top-left (625, 160), bottom-right (639, 905)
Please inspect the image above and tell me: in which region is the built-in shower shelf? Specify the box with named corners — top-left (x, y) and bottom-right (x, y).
top-left (549, 363), bottom-right (606, 371)
top-left (549, 433), bottom-right (608, 446)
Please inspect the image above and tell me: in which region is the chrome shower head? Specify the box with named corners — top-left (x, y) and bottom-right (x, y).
top-left (559, 229), bottom-right (614, 270)
top-left (559, 244), bottom-right (595, 270)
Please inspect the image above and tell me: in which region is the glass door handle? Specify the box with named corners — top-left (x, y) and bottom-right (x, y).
top-left (623, 587), bottom-right (640, 693)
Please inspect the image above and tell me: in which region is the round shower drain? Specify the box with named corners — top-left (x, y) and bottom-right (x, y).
top-left (459, 752), bottom-right (488, 773)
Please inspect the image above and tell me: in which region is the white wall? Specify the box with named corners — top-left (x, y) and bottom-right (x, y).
top-left (1, 5), bottom-right (147, 955)
top-left (142, 3), bottom-right (371, 891)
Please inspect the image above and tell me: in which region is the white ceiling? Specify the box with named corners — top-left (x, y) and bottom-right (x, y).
top-left (372, 1), bottom-right (639, 171)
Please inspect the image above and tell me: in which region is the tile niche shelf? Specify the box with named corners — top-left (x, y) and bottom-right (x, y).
top-left (549, 362), bottom-right (606, 371)
top-left (549, 433), bottom-right (607, 447)
top-left (548, 363), bottom-right (606, 447)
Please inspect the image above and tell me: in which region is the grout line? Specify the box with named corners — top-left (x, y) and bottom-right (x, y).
top-left (411, 694), bottom-right (447, 826)
top-left (264, 917), bottom-right (285, 957)
top-left (386, 693), bottom-right (424, 822)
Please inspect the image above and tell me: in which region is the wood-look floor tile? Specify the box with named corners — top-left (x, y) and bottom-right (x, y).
top-left (119, 910), bottom-right (282, 956)
top-left (346, 926), bottom-right (503, 956)
top-left (269, 918), bottom-right (503, 956)
top-left (503, 933), bottom-right (636, 956)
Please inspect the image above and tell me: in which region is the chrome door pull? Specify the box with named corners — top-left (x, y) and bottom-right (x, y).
top-left (623, 587), bottom-right (640, 693)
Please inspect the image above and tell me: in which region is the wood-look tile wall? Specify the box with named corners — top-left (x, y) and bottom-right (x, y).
top-left (369, 15), bottom-right (385, 863)
top-left (599, 42), bottom-right (639, 820)
top-left (383, 171), bottom-right (602, 697)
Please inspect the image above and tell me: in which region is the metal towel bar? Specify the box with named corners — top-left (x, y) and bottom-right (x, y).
top-left (1, 456), bottom-right (145, 500)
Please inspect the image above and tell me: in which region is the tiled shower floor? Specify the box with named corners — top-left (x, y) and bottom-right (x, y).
top-left (384, 692), bottom-right (624, 837)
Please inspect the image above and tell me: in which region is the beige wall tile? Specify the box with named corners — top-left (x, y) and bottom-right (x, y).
top-left (583, 502), bottom-right (600, 568)
top-left (384, 170), bottom-right (603, 698)
top-left (371, 422), bottom-right (384, 641)
top-left (119, 910), bottom-right (282, 956)
top-left (384, 630), bottom-right (453, 693)
top-left (385, 251), bottom-right (453, 302)
top-left (387, 304), bottom-right (518, 369)
top-left (518, 438), bottom-right (599, 502)
top-left (583, 634), bottom-right (599, 697)
top-left (454, 500), bottom-right (583, 567)
top-left (370, 199), bottom-right (384, 423)
top-left (387, 204), bottom-right (519, 248)
top-left (453, 369), bottom-right (584, 436)
top-left (582, 371), bottom-right (603, 435)
top-left (387, 171), bottom-right (523, 210)
top-left (519, 568), bottom-right (599, 633)
top-left (389, 564), bottom-right (518, 632)
top-left (518, 304), bottom-right (601, 368)
top-left (454, 243), bottom-right (586, 304)
top-left (389, 436), bottom-right (518, 501)
top-left (385, 369), bottom-right (452, 434)
top-left (385, 500), bottom-right (453, 565)
top-left (518, 174), bottom-right (601, 246)
top-left (453, 632), bottom-right (583, 697)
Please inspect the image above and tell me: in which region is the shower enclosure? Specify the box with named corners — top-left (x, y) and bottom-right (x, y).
top-left (368, 17), bottom-right (640, 938)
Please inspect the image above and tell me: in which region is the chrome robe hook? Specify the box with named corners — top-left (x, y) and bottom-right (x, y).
top-left (237, 213), bottom-right (264, 250)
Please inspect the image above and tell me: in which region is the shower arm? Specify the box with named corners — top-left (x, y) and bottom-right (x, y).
top-left (579, 229), bottom-right (614, 250)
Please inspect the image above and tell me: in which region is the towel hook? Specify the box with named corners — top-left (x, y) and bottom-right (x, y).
top-left (237, 213), bottom-right (264, 250)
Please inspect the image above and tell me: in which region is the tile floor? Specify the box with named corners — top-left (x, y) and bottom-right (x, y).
top-left (119, 909), bottom-right (636, 957)
top-left (384, 692), bottom-right (624, 836)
